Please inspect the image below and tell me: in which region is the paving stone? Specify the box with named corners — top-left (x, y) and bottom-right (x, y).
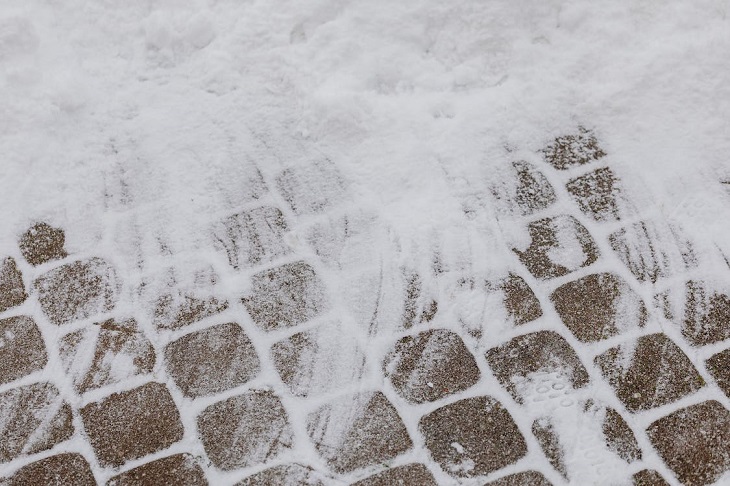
top-left (351, 463), bottom-right (437, 486)
top-left (236, 463), bottom-right (326, 486)
top-left (513, 215), bottom-right (599, 280)
top-left (0, 382), bottom-right (74, 463)
top-left (214, 206), bottom-right (290, 269)
top-left (632, 469), bottom-right (671, 486)
top-left (80, 382), bottom-right (184, 468)
top-left (646, 400), bottom-right (730, 486)
top-left (485, 330), bottom-right (589, 404)
top-left (657, 280), bottom-right (730, 347)
top-left (532, 418), bottom-right (568, 479)
top-left (498, 161), bottom-right (557, 216)
top-left (707, 348), bottom-right (730, 399)
top-left (35, 257), bottom-right (120, 325)
top-left (59, 318), bottom-right (155, 394)
top-left (500, 273), bottom-right (542, 325)
top-left (602, 408), bottom-right (642, 463)
top-left (550, 273), bottom-right (646, 342)
top-left (542, 127), bottom-right (606, 170)
top-left (0, 315), bottom-right (47, 385)
top-left (18, 222), bottom-right (68, 266)
top-left (595, 333), bottom-right (704, 413)
top-left (276, 160), bottom-right (347, 215)
top-left (106, 453), bottom-right (207, 486)
top-left (4, 453), bottom-right (95, 486)
top-left (242, 261), bottom-right (327, 331)
top-left (154, 294), bottom-right (228, 330)
top-left (419, 395), bottom-right (527, 478)
top-left (401, 269), bottom-right (438, 328)
top-left (165, 322), bottom-right (259, 398)
top-left (305, 212), bottom-right (382, 270)
top-left (0, 257), bottom-right (27, 312)
top-left (307, 391), bottom-right (412, 473)
top-left (566, 167), bottom-right (624, 221)
top-left (198, 389), bottom-right (293, 470)
top-left (383, 329), bottom-right (480, 403)
top-left (483, 471), bottom-right (553, 486)
top-left (271, 321), bottom-right (365, 398)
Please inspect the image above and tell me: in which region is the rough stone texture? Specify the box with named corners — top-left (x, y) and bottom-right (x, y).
top-left (632, 469), bottom-right (671, 486)
top-left (4, 453), bottom-right (95, 486)
top-left (542, 127), bottom-right (606, 170)
top-left (419, 395), bottom-right (527, 478)
top-left (595, 333), bottom-right (704, 413)
top-left (401, 269), bottom-right (438, 328)
top-left (351, 464), bottom-right (438, 486)
top-left (214, 206), bottom-right (290, 269)
top-left (657, 280), bottom-right (730, 346)
top-left (485, 331), bottom-right (590, 404)
top-left (0, 257), bottom-right (27, 312)
top-left (602, 408), bottom-right (642, 463)
top-left (35, 257), bottom-right (120, 325)
top-left (706, 347), bottom-right (730, 399)
top-left (59, 318), bottom-right (155, 394)
top-left (154, 294), bottom-right (228, 331)
top-left (18, 222), bottom-right (68, 266)
top-left (165, 322), bottom-right (260, 397)
top-left (0, 382), bottom-right (74, 463)
top-left (383, 329), bottom-right (480, 403)
top-left (483, 471), bottom-right (553, 486)
top-left (198, 389), bottom-right (293, 470)
top-left (80, 382), bottom-right (184, 468)
top-left (500, 273), bottom-right (543, 325)
top-left (532, 418), bottom-right (568, 479)
top-left (0, 315), bottom-right (47, 385)
top-left (566, 167), bottom-right (623, 221)
top-left (550, 273), bottom-right (646, 342)
top-left (513, 215), bottom-right (599, 280)
top-left (646, 400), bottom-right (730, 486)
top-left (276, 160), bottom-right (347, 215)
top-left (106, 454), bottom-right (207, 486)
top-left (242, 261), bottom-right (327, 331)
top-left (307, 391), bottom-right (412, 473)
top-left (509, 161), bottom-right (557, 216)
top-left (236, 464), bottom-right (326, 486)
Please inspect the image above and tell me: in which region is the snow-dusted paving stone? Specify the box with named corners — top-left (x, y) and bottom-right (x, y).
top-left (0, 257), bottom-right (27, 312)
top-left (496, 161), bottom-right (557, 216)
top-left (307, 391), bottom-right (412, 473)
top-left (542, 127), bottom-right (606, 170)
top-left (656, 280), bottom-right (730, 346)
top-left (235, 463), bottom-right (326, 486)
top-left (499, 273), bottom-right (543, 326)
top-left (270, 321), bottom-right (365, 398)
top-left (275, 160), bottom-right (347, 215)
top-left (80, 382), bottom-right (184, 468)
top-left (631, 469), bottom-right (671, 486)
top-left (595, 405), bottom-right (642, 463)
top-left (513, 215), bottom-right (599, 280)
top-left (566, 167), bottom-right (625, 221)
top-left (106, 453), bottom-right (207, 486)
top-left (484, 471), bottom-right (553, 485)
top-left (0, 316), bottom-right (47, 385)
top-left (706, 348), bottom-right (730, 399)
top-left (383, 329), bottom-right (480, 404)
top-left (197, 389), bottom-right (293, 470)
top-left (485, 330), bottom-right (590, 404)
top-left (646, 400), bottom-right (730, 486)
top-left (419, 395), bottom-right (527, 478)
top-left (0, 382), bottom-right (74, 463)
top-left (304, 212), bottom-right (382, 270)
top-left (550, 273), bottom-right (646, 342)
top-left (165, 322), bottom-right (260, 398)
top-left (3, 453), bottom-right (95, 486)
top-left (18, 222), bottom-right (68, 266)
top-left (350, 463), bottom-right (438, 486)
top-left (59, 318), bottom-right (155, 394)
top-left (594, 333), bottom-right (704, 413)
top-left (531, 418), bottom-right (568, 479)
top-left (35, 258), bottom-right (120, 325)
top-left (242, 261), bottom-right (327, 332)
top-left (214, 206), bottom-right (290, 269)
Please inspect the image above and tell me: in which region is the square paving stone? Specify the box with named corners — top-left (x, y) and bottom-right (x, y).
top-left (594, 333), bottom-right (704, 413)
top-left (165, 322), bottom-right (260, 398)
top-left (214, 206), bottom-right (290, 269)
top-left (106, 453), bottom-right (207, 486)
top-left (383, 329), bottom-right (480, 404)
top-left (602, 408), bottom-right (642, 463)
top-left (307, 391), bottom-right (412, 473)
top-left (566, 167), bottom-right (624, 221)
top-left (504, 161), bottom-right (557, 216)
top-left (657, 280), bottom-right (730, 347)
top-left (0, 257), bottom-right (27, 312)
top-left (154, 294), bottom-right (228, 330)
top-left (80, 382), bottom-right (184, 468)
top-left (550, 273), bottom-right (646, 342)
top-left (532, 418), bottom-right (568, 479)
top-left (236, 464), bottom-right (326, 486)
top-left (484, 471), bottom-right (553, 485)
top-left (499, 273), bottom-right (543, 326)
top-left (419, 395), bottom-right (527, 478)
top-left (646, 400), bottom-right (730, 486)
top-left (706, 347), bottom-right (730, 399)
top-left (35, 258), bottom-right (120, 325)
top-left (198, 389), bottom-right (293, 470)
top-left (542, 127), bottom-right (606, 170)
top-left (485, 330), bottom-right (590, 404)
top-left (0, 315), bottom-right (47, 385)
top-left (513, 215), bottom-right (599, 280)
top-left (305, 212), bottom-right (382, 271)
top-left (242, 261), bottom-right (327, 331)
top-left (632, 469), bottom-right (670, 486)
top-left (18, 222), bottom-right (68, 266)
top-left (276, 161), bottom-right (347, 215)
top-left (4, 453), bottom-right (95, 486)
top-left (0, 382), bottom-right (74, 463)
top-left (351, 463), bottom-right (438, 486)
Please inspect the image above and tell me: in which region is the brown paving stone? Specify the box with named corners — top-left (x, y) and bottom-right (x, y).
top-left (542, 127), bottom-right (606, 170)
top-left (35, 258), bottom-right (120, 325)
top-left (485, 330), bottom-right (589, 404)
top-left (657, 280), bottom-right (730, 347)
top-left (483, 471), bottom-right (553, 485)
top-left (566, 167), bottom-right (623, 221)
top-left (307, 391), bottom-right (412, 473)
top-left (706, 347), bottom-right (730, 399)
top-left (632, 469), bottom-right (671, 486)
top-left (383, 329), bottom-right (480, 404)
top-left (532, 418), bottom-right (567, 479)
top-left (59, 318), bottom-right (155, 394)
top-left (551, 273), bottom-right (646, 342)
top-left (276, 161), bottom-right (347, 215)
top-left (602, 408), bottom-right (642, 463)
top-left (242, 261), bottom-right (327, 331)
top-left (499, 273), bottom-right (543, 326)
top-left (198, 389), bottom-right (293, 470)
top-left (0, 316), bottom-right (47, 385)
top-left (351, 463), bottom-right (437, 486)
top-left (595, 333), bottom-right (704, 413)
top-left (106, 453), bottom-right (207, 486)
top-left (419, 395), bottom-right (527, 478)
top-left (0, 382), bottom-right (74, 463)
top-left (4, 453), bottom-right (95, 486)
top-left (0, 257), bottom-right (27, 312)
top-left (513, 215), bottom-right (599, 280)
top-left (214, 206), bottom-right (290, 269)
top-left (165, 322), bottom-right (259, 398)
top-left (646, 400), bottom-right (730, 486)
top-left (154, 294), bottom-right (228, 331)
top-left (509, 161), bottom-right (557, 216)
top-left (80, 382), bottom-right (184, 468)
top-left (19, 222), bottom-right (68, 266)
top-left (236, 463), bottom-right (326, 486)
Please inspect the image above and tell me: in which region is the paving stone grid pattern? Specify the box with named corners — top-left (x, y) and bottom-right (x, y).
top-left (1, 129), bottom-right (730, 486)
